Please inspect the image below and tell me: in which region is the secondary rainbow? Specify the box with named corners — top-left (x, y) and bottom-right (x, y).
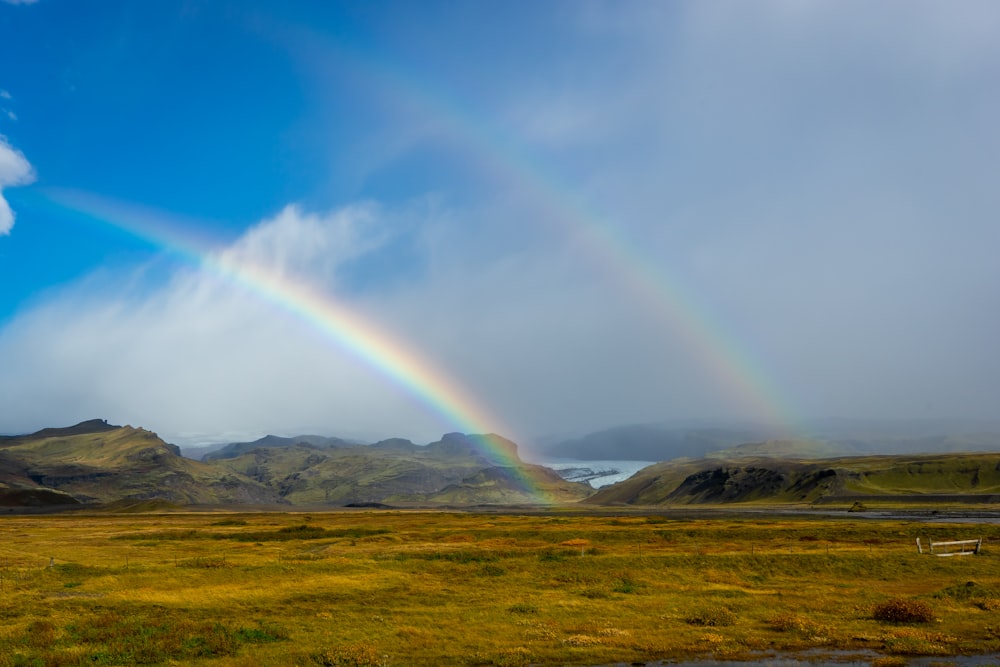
top-left (35, 189), bottom-right (554, 502)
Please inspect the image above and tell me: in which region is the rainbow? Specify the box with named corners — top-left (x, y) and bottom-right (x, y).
top-left (22, 38), bottom-right (803, 506)
top-left (337, 42), bottom-right (800, 433)
top-left (34, 188), bottom-right (555, 502)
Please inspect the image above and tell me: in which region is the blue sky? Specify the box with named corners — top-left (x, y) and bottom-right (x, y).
top-left (1, 1), bottom-right (998, 447)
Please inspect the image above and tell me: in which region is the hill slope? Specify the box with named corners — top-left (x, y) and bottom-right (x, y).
top-left (1, 422), bottom-right (591, 507)
top-left (0, 421), bottom-right (280, 506)
top-left (587, 451), bottom-right (1000, 505)
top-left (208, 432), bottom-right (592, 505)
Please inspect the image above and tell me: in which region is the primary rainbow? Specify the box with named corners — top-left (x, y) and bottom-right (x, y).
top-left (36, 189), bottom-right (555, 502)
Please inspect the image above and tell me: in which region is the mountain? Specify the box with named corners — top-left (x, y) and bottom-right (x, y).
top-left (208, 432), bottom-right (592, 505)
top-left (587, 451), bottom-right (1000, 505)
top-left (0, 421), bottom-right (280, 506)
top-left (0, 422), bottom-right (591, 508)
top-left (541, 423), bottom-right (786, 461)
top-left (541, 419), bottom-right (1000, 462)
top-left (706, 439), bottom-right (862, 460)
top-left (0, 418), bottom-right (120, 442)
top-left (201, 433), bottom-right (359, 461)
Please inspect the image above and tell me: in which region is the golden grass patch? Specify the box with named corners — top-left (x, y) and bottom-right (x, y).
top-left (0, 511), bottom-right (999, 665)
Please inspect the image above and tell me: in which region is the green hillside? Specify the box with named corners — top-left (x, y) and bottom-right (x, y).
top-left (0, 422), bottom-right (591, 508)
top-left (0, 421), bottom-right (280, 506)
top-left (209, 433), bottom-right (592, 505)
top-left (587, 451), bottom-right (1000, 505)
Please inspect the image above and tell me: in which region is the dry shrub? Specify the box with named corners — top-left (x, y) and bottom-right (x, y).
top-left (685, 606), bottom-right (736, 627)
top-left (872, 598), bottom-right (935, 624)
top-left (975, 598), bottom-right (1000, 611)
top-left (313, 642), bottom-right (389, 667)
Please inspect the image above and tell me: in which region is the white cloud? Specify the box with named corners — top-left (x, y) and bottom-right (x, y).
top-left (1, 0), bottom-right (40, 5)
top-left (217, 203), bottom-right (384, 284)
top-left (0, 136), bottom-right (35, 235)
top-left (0, 90), bottom-right (11, 100)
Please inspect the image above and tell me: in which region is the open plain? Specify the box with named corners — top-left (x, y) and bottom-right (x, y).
top-left (1, 508), bottom-right (1000, 666)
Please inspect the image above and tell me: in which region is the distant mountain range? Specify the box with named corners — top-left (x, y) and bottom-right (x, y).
top-left (0, 420), bottom-right (591, 509)
top-left (4, 419), bottom-right (1000, 511)
top-left (537, 419), bottom-right (1000, 462)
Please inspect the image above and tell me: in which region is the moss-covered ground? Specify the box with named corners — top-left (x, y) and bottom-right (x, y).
top-left (1, 510), bottom-right (999, 665)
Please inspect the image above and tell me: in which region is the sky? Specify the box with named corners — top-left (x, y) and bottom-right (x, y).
top-left (0, 1), bottom-right (998, 449)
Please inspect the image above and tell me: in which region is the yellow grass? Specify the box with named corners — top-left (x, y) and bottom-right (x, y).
top-left (1, 510), bottom-right (999, 665)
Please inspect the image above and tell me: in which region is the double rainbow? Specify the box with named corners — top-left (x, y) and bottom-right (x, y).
top-left (23, 37), bottom-right (801, 503)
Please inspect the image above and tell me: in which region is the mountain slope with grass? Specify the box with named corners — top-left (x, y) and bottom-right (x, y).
top-left (200, 433), bottom-right (361, 461)
top-left (0, 421), bottom-right (280, 506)
top-left (587, 450), bottom-right (1000, 505)
top-left (1, 422), bottom-right (591, 508)
top-left (207, 432), bottom-right (592, 505)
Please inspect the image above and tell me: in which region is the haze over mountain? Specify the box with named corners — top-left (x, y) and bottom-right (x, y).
top-left (539, 419), bottom-right (1000, 462)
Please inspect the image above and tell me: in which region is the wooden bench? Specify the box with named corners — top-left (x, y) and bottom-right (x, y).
top-left (916, 537), bottom-right (982, 556)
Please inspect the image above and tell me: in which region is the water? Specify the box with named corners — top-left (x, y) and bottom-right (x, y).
top-left (532, 458), bottom-right (656, 488)
top-left (596, 650), bottom-right (1000, 666)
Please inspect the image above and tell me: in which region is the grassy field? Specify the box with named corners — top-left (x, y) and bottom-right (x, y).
top-left (1, 509), bottom-right (999, 666)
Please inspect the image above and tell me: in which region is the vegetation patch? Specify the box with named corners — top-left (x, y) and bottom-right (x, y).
top-left (685, 605), bottom-right (737, 627)
top-left (115, 524), bottom-right (392, 542)
top-left (934, 580), bottom-right (998, 602)
top-left (312, 642), bottom-right (389, 666)
top-left (403, 549), bottom-right (505, 563)
top-left (562, 634), bottom-right (601, 646)
top-left (872, 598), bottom-right (935, 624)
top-left (19, 609), bottom-right (292, 664)
top-left (507, 602), bottom-right (538, 614)
top-left (879, 628), bottom-right (954, 655)
top-left (612, 575), bottom-right (638, 594)
top-left (2, 512), bottom-right (1000, 665)
top-left (766, 612), bottom-right (826, 637)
